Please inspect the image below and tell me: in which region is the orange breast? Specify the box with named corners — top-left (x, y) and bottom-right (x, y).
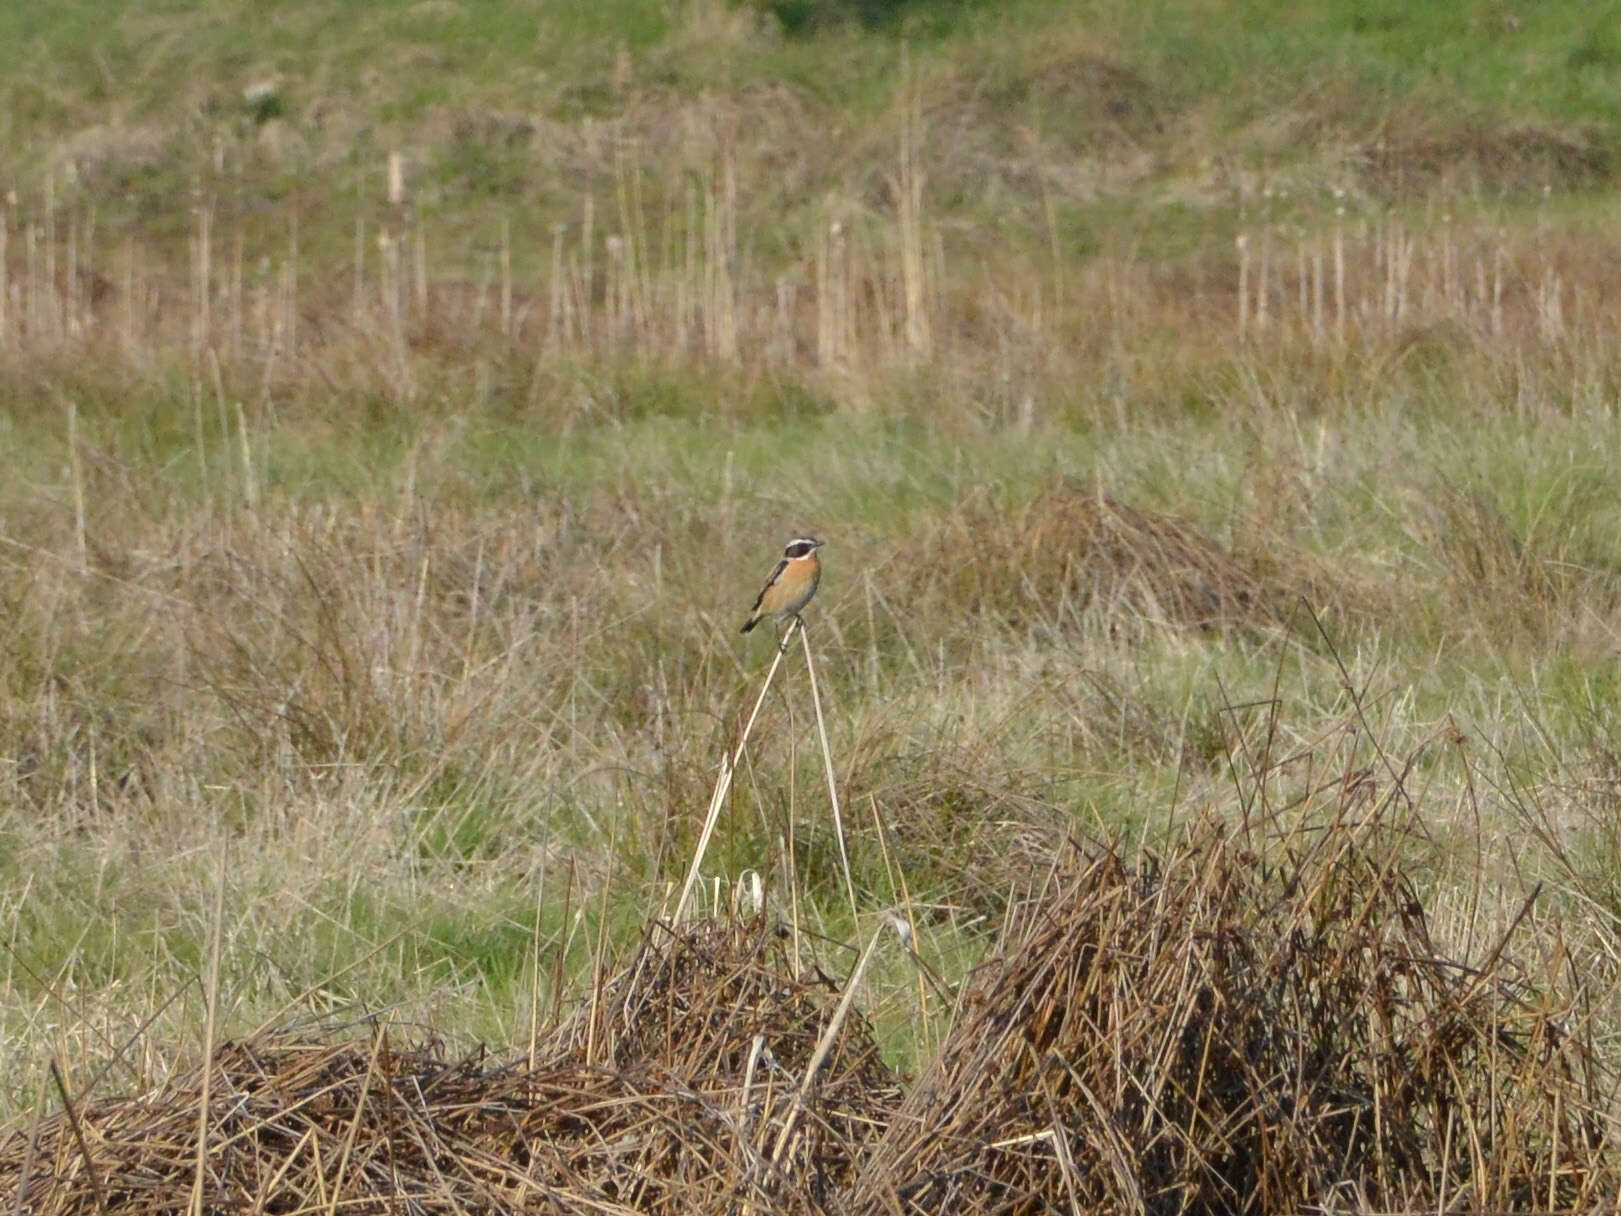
top-left (762, 554), bottom-right (820, 614)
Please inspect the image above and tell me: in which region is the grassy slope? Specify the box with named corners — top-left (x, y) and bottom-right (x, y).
top-left (4, 0), bottom-right (1621, 1118)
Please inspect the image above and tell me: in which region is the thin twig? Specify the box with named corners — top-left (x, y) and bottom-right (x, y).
top-left (767, 917), bottom-right (888, 1174)
top-left (673, 618), bottom-right (799, 923)
top-left (190, 847), bottom-right (229, 1216)
top-left (327, 1024), bottom-right (387, 1213)
top-left (800, 618), bottom-right (858, 922)
top-left (13, 1066), bottom-right (52, 1216)
top-left (49, 1058), bottom-right (107, 1215)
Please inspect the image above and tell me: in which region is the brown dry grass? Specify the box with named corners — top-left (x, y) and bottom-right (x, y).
top-left (892, 484), bottom-right (1345, 639)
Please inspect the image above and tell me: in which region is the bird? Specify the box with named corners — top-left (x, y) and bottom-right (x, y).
top-left (740, 537), bottom-right (824, 636)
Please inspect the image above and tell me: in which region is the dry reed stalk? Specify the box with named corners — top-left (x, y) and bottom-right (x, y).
top-left (24, 220), bottom-right (37, 339)
top-left (499, 216), bottom-right (512, 339)
top-left (580, 193), bottom-right (594, 348)
top-left (1311, 230), bottom-right (1324, 343)
top-left (546, 223), bottom-right (565, 352)
top-left (815, 216), bottom-right (832, 366)
top-left (1294, 227), bottom-right (1306, 335)
top-left (605, 233), bottom-right (623, 350)
top-left (632, 157), bottom-right (654, 342)
top-left (283, 213), bottom-right (298, 358)
top-left (1538, 264), bottom-right (1565, 341)
top-left (227, 230), bottom-right (242, 361)
top-left (187, 849), bottom-right (228, 1216)
top-left (1256, 223), bottom-right (1269, 330)
top-left (718, 149), bottom-right (738, 361)
top-left (65, 209), bottom-right (78, 339)
top-left (0, 204), bottom-right (8, 345)
top-left (81, 206), bottom-right (96, 339)
top-left (766, 916), bottom-right (887, 1174)
top-left (386, 150), bottom-right (404, 208)
top-left (1236, 233), bottom-right (1249, 335)
top-left (799, 622), bottom-right (858, 924)
top-left (672, 618), bottom-right (800, 924)
top-left (680, 181), bottom-right (698, 356)
top-left (584, 818), bottom-right (620, 1067)
top-left (66, 402), bottom-right (85, 574)
top-left (674, 614), bottom-right (857, 929)
top-left (1443, 211), bottom-right (1459, 315)
top-left (702, 170), bottom-right (721, 360)
top-left (11, 1069), bottom-right (51, 1216)
top-left (46, 1059), bottom-right (104, 1215)
top-left (896, 64), bottom-right (930, 362)
top-left (194, 199), bottom-right (211, 354)
top-left (611, 144), bottom-right (635, 344)
top-left (44, 173), bottom-right (58, 341)
top-left (352, 213), bottom-right (365, 322)
top-left (1334, 206), bottom-right (1346, 338)
top-left (1492, 242), bottom-right (1505, 336)
top-left (380, 229), bottom-right (404, 372)
top-left (831, 217), bottom-right (849, 366)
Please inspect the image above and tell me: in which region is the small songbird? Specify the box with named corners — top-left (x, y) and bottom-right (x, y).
top-left (740, 537), bottom-right (824, 635)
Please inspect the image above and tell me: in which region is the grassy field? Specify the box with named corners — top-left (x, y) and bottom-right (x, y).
top-left (7, 0), bottom-right (1621, 1206)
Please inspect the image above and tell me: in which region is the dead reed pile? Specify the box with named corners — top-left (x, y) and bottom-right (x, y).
top-left (851, 804), bottom-right (1617, 1214)
top-left (1, 917), bottom-right (900, 1215)
top-left (532, 915), bottom-right (902, 1211)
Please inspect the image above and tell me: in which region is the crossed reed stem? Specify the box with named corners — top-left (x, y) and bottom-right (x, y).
top-left (671, 616), bottom-right (857, 925)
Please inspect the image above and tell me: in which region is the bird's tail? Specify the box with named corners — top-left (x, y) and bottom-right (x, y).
top-left (740, 615), bottom-right (760, 634)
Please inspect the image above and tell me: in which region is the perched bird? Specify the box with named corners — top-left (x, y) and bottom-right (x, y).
top-left (740, 537), bottom-right (824, 635)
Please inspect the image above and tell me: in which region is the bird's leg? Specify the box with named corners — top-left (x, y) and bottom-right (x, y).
top-left (778, 614), bottom-right (807, 655)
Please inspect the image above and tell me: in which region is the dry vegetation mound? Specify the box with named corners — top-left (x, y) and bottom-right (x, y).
top-left (3, 918), bottom-right (899, 1214)
top-left (532, 916), bottom-right (902, 1210)
top-left (7, 795), bottom-right (1615, 1214)
top-left (852, 812), bottom-right (1614, 1214)
top-left (902, 484), bottom-right (1344, 639)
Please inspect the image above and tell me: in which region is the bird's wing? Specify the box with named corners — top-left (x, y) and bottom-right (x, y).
top-left (750, 558), bottom-right (790, 613)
